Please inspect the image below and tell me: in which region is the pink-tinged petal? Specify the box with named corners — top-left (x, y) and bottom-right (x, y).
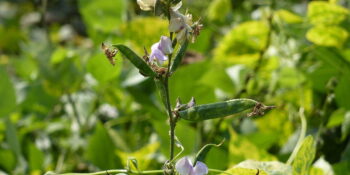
top-left (159, 36), bottom-right (173, 54)
top-left (175, 157), bottom-right (193, 175)
top-left (150, 48), bottom-right (168, 64)
top-left (191, 161), bottom-right (208, 175)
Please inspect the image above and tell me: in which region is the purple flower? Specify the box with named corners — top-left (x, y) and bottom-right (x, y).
top-left (150, 36), bottom-right (173, 64)
top-left (175, 157), bottom-right (208, 175)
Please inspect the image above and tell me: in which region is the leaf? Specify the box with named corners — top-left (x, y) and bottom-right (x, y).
top-left (213, 21), bottom-right (269, 65)
top-left (0, 149), bottom-right (16, 172)
top-left (228, 129), bottom-right (276, 165)
top-left (207, 0), bottom-right (231, 22)
top-left (234, 160), bottom-right (293, 175)
top-left (220, 167), bottom-right (268, 175)
top-left (0, 67), bottom-right (16, 118)
top-left (113, 44), bottom-right (157, 77)
top-left (194, 139), bottom-right (225, 165)
top-left (85, 122), bottom-right (121, 169)
top-left (292, 135), bottom-right (316, 175)
top-left (335, 76), bottom-right (350, 110)
top-left (276, 9), bottom-right (303, 24)
top-left (27, 143), bottom-right (44, 171)
top-left (306, 25), bottom-right (348, 48)
top-left (178, 99), bottom-right (260, 121)
top-left (170, 40), bottom-right (188, 74)
top-left (116, 142), bottom-right (160, 170)
top-left (5, 118), bottom-right (21, 158)
top-left (87, 53), bottom-right (122, 83)
top-left (78, 0), bottom-right (125, 42)
top-left (341, 112), bottom-right (350, 140)
top-left (307, 1), bottom-right (349, 25)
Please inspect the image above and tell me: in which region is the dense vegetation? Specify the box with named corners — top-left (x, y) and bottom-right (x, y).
top-left (0, 0), bottom-right (350, 175)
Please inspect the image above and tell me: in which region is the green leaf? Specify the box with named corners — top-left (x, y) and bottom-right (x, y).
top-left (233, 160), bottom-right (292, 175)
top-left (87, 53), bottom-right (122, 83)
top-left (113, 44), bottom-right (157, 77)
top-left (116, 142), bottom-right (160, 170)
top-left (335, 77), bottom-right (350, 110)
top-left (207, 0), bottom-right (231, 22)
top-left (178, 99), bottom-right (260, 121)
top-left (85, 122), bottom-right (121, 169)
top-left (78, 0), bottom-right (125, 42)
top-left (5, 118), bottom-right (21, 158)
top-left (228, 129), bottom-right (276, 165)
top-left (0, 149), bottom-right (16, 172)
top-left (307, 1), bottom-right (349, 25)
top-left (213, 21), bottom-right (269, 65)
top-left (341, 112), bottom-right (350, 140)
top-left (306, 26), bottom-right (348, 48)
top-left (276, 9), bottom-right (303, 24)
top-left (170, 40), bottom-right (188, 74)
top-left (194, 139), bottom-right (224, 165)
top-left (0, 68), bottom-right (16, 118)
top-left (27, 143), bottom-right (44, 171)
top-left (292, 135), bottom-right (316, 175)
top-left (220, 167), bottom-right (268, 175)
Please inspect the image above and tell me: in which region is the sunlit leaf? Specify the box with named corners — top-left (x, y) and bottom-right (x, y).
top-left (306, 26), bottom-right (348, 48)
top-left (207, 0), bottom-right (231, 22)
top-left (276, 10), bottom-right (303, 24)
top-left (87, 53), bottom-right (122, 83)
top-left (214, 21), bottom-right (269, 65)
top-left (292, 135), bottom-right (316, 175)
top-left (307, 1), bottom-right (349, 25)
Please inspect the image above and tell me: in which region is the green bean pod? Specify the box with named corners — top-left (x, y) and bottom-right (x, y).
top-left (178, 98), bottom-right (258, 121)
top-left (113, 44), bottom-right (157, 77)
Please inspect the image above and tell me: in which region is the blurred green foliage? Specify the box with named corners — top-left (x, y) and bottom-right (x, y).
top-left (0, 0), bottom-right (350, 175)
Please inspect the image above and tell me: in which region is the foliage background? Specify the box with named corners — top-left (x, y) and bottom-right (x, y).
top-left (0, 0), bottom-right (350, 174)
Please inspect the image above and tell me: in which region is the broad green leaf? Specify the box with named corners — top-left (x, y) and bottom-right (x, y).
top-left (292, 135), bottom-right (316, 175)
top-left (87, 53), bottom-right (122, 83)
top-left (116, 142), bottom-right (160, 170)
top-left (205, 147), bottom-right (228, 170)
top-left (0, 68), bottom-right (16, 118)
top-left (178, 99), bottom-right (260, 121)
top-left (85, 122), bottom-right (121, 169)
top-left (306, 26), bottom-right (348, 48)
top-left (307, 1), bottom-right (349, 25)
top-left (234, 160), bottom-right (292, 175)
top-left (113, 44), bottom-right (157, 77)
top-left (170, 40), bottom-right (188, 74)
top-left (276, 10), bottom-right (303, 24)
top-left (220, 167), bottom-right (268, 175)
top-left (207, 0), bottom-right (231, 22)
top-left (214, 21), bottom-right (269, 65)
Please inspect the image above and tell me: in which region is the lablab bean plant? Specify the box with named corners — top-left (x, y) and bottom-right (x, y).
top-left (49, 0), bottom-right (275, 175)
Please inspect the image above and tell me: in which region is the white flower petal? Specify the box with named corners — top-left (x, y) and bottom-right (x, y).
top-left (191, 161), bottom-right (208, 175)
top-left (137, 0), bottom-right (156, 11)
top-left (159, 36), bottom-right (173, 54)
top-left (171, 1), bottom-right (183, 11)
top-left (175, 157), bottom-right (193, 175)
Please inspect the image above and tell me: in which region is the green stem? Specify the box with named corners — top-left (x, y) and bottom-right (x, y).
top-left (286, 108), bottom-right (307, 165)
top-left (53, 169), bottom-right (164, 175)
top-left (67, 93), bottom-right (82, 129)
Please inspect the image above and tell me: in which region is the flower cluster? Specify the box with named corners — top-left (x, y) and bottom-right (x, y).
top-left (137, 0), bottom-right (202, 65)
